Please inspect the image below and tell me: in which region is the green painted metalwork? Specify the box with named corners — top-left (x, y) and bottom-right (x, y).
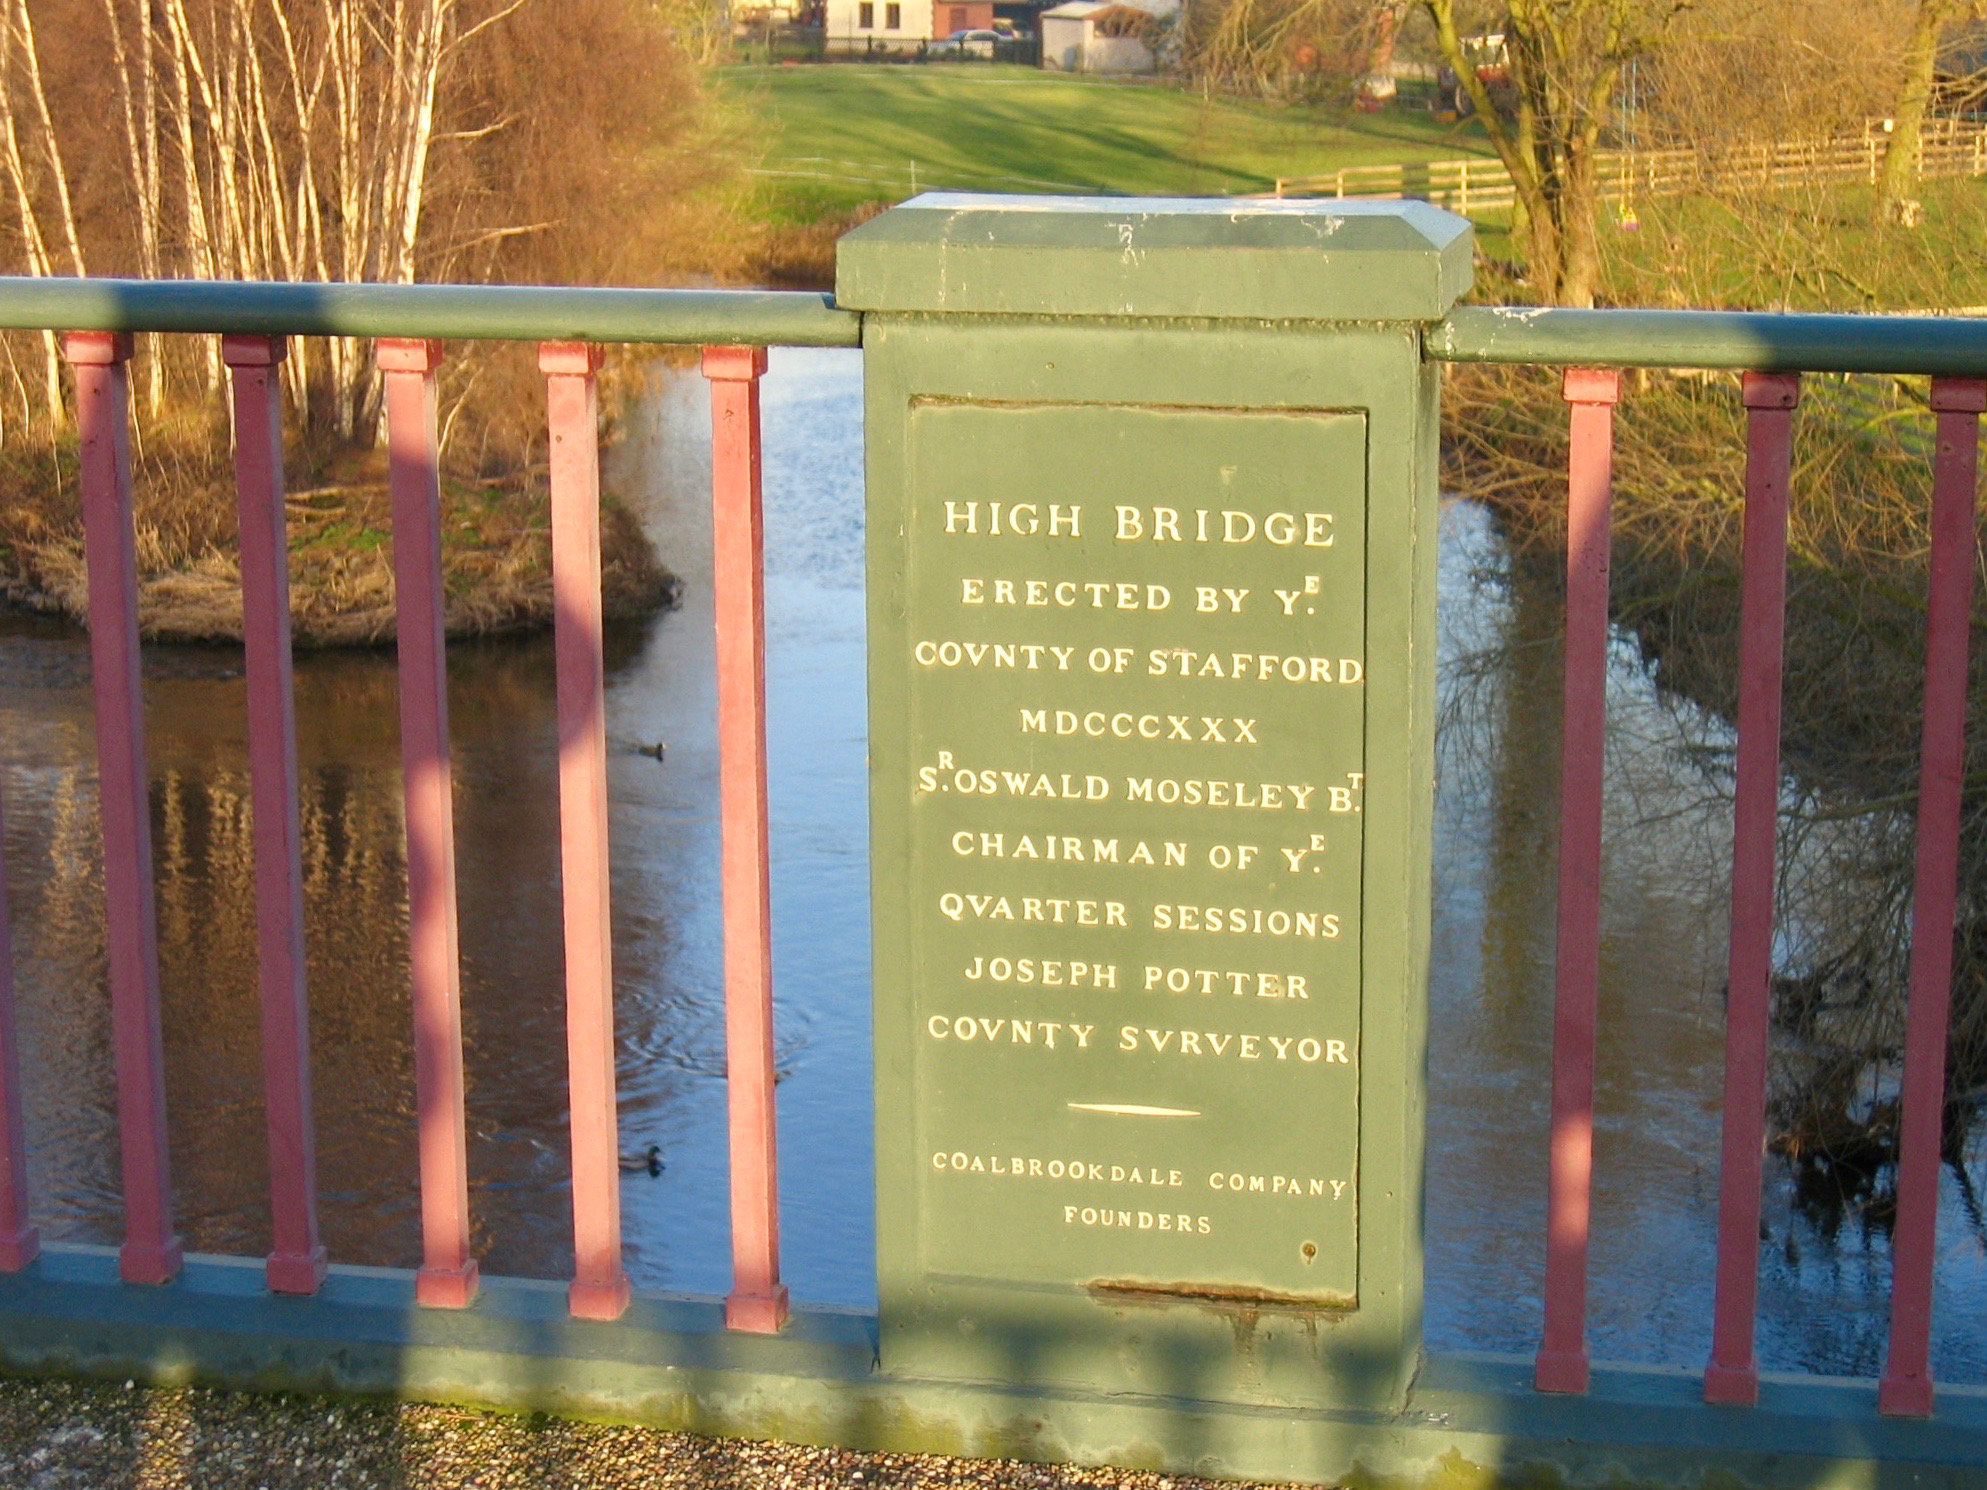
top-left (9, 271), bottom-right (1986, 372)
top-left (6, 269), bottom-right (1987, 370)
top-left (842, 193), bottom-right (1457, 1414)
top-left (1429, 304), bottom-right (1987, 375)
top-left (0, 277), bottom-right (860, 347)
top-left (835, 192), bottom-right (1472, 320)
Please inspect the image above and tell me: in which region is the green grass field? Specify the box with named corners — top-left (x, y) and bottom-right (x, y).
top-left (721, 63), bottom-right (1492, 223)
top-left (719, 61), bottom-right (1987, 308)
top-left (1595, 178), bottom-right (1987, 311)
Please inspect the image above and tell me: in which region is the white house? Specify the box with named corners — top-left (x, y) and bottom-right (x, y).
top-left (825, 0), bottom-right (996, 53)
top-left (1040, 0), bottom-right (1176, 73)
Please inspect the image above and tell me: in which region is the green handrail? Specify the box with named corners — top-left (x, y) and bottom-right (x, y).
top-left (1427, 306), bottom-right (1987, 377)
top-left (14, 278), bottom-right (1987, 376)
top-left (0, 277), bottom-right (862, 348)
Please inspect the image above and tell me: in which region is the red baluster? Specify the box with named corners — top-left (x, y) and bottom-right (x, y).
top-left (62, 331), bottom-right (182, 1287)
top-left (1879, 375), bottom-right (1985, 1418)
top-left (377, 338), bottom-right (478, 1310)
top-left (541, 342), bottom-right (631, 1322)
top-left (704, 345), bottom-right (789, 1334)
top-left (0, 777), bottom-right (38, 1271)
top-left (1705, 371), bottom-right (1801, 1406)
top-left (1536, 365), bottom-right (1621, 1395)
top-left (225, 335), bottom-right (327, 1296)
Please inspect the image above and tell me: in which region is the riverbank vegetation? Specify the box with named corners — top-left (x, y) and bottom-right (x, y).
top-left (1246, 0), bottom-right (1987, 1215)
top-left (1448, 162), bottom-right (1987, 1217)
top-left (6, 0), bottom-right (742, 428)
top-left (0, 414), bottom-right (673, 645)
top-left (0, 0), bottom-right (753, 640)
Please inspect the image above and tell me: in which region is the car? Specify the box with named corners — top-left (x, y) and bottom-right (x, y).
top-left (927, 27), bottom-right (1001, 57)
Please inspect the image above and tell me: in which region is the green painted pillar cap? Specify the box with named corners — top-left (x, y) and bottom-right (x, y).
top-left (837, 192), bottom-right (1473, 323)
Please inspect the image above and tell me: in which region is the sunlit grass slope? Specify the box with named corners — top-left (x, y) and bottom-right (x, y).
top-left (721, 63), bottom-right (1493, 222)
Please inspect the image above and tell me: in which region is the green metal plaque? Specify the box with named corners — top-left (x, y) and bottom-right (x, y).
top-left (907, 401), bottom-right (1366, 1304)
top-left (843, 195), bottom-right (1469, 1412)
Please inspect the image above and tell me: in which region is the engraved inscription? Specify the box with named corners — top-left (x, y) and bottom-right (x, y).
top-left (903, 402), bottom-right (1366, 1301)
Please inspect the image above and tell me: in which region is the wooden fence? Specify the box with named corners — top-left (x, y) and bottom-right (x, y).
top-left (1273, 118), bottom-right (1987, 212)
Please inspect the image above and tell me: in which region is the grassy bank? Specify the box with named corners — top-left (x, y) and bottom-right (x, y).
top-left (1, 417), bottom-right (674, 647)
top-left (1597, 177), bottom-right (1987, 311)
top-left (722, 63), bottom-right (1494, 283)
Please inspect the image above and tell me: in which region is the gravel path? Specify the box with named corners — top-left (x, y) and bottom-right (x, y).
top-left (0, 1375), bottom-right (1292, 1490)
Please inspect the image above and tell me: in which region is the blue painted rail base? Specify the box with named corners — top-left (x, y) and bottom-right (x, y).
top-left (0, 1245), bottom-right (1977, 1489)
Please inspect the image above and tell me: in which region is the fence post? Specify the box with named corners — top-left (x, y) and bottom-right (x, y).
top-left (1878, 375), bottom-right (1986, 1418)
top-left (540, 341), bottom-right (632, 1323)
top-left (1536, 365), bottom-right (1623, 1396)
top-left (703, 344), bottom-right (790, 1335)
top-left (1703, 371), bottom-right (1801, 1407)
top-left (61, 330), bottom-right (183, 1288)
top-left (377, 337), bottom-right (478, 1310)
top-left (224, 334), bottom-right (327, 1296)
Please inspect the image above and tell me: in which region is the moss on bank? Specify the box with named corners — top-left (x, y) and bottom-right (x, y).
top-left (0, 419), bottom-right (676, 647)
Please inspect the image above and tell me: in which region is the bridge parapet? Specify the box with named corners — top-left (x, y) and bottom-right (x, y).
top-left (0, 203), bottom-right (1980, 1484)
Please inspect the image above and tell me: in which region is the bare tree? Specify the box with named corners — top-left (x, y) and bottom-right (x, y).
top-left (1877, 0), bottom-right (1985, 223)
top-left (653, 0), bottom-right (734, 64)
top-left (1643, 0), bottom-right (1905, 159)
top-left (145, 0), bottom-right (490, 434)
top-left (99, 0), bottom-right (166, 412)
top-left (1419, 0), bottom-right (1691, 306)
top-left (0, 2), bottom-right (80, 418)
top-left (0, 0), bottom-right (723, 450)
top-left (1184, 0), bottom-right (1371, 100)
top-left (0, 0), bottom-right (520, 433)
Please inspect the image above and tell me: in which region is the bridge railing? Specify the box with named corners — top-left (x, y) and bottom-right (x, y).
top-left (2, 278), bottom-right (1986, 1436)
top-left (6, 278), bottom-right (856, 1335)
top-left (1428, 305), bottom-right (1987, 1416)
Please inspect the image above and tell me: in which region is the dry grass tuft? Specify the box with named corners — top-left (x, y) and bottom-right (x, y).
top-left (747, 202), bottom-right (890, 291)
top-left (0, 414), bottom-right (674, 647)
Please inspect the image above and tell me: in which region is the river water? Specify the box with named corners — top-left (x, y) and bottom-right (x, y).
top-left (0, 347), bottom-right (1982, 1380)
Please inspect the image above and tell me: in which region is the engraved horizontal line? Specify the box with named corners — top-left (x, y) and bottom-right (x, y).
top-left (1067, 1103), bottom-right (1202, 1118)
